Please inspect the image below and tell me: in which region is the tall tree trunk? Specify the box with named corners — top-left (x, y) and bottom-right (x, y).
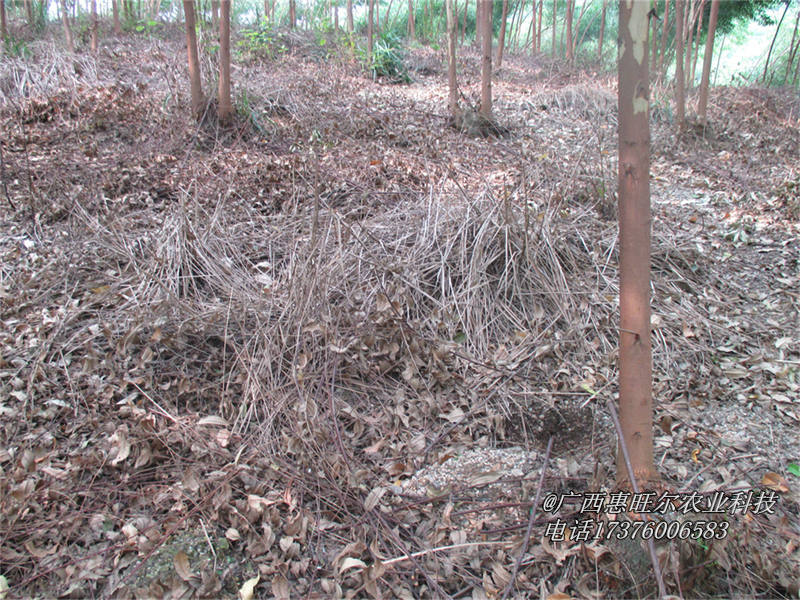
top-left (24, 0), bottom-right (33, 26)
top-left (384, 0), bottom-right (393, 30)
top-left (597, 0), bottom-right (606, 59)
top-left (60, 0), bottom-right (74, 52)
top-left (375, 0), bottom-right (380, 34)
top-left (112, 0), bottom-right (122, 33)
top-left (263, 0), bottom-right (269, 22)
top-left (537, 0), bottom-right (542, 51)
top-left (786, 9), bottom-right (800, 84)
top-left (347, 0), bottom-right (353, 31)
top-left (479, 0), bottom-right (492, 117)
top-left (684, 0), bottom-right (695, 88)
top-left (564, 0), bottom-right (573, 62)
top-left (617, 0), bottom-right (657, 490)
top-left (445, 0), bottom-right (459, 118)
top-left (90, 0), bottom-right (98, 51)
top-left (211, 0), bottom-right (219, 28)
top-left (182, 0), bottom-right (204, 120)
top-left (408, 0), bottom-right (415, 38)
top-left (690, 0), bottom-right (705, 87)
top-left (551, 0), bottom-right (556, 55)
top-left (289, 0), bottom-right (296, 29)
top-left (461, 0), bottom-right (466, 43)
top-left (675, 0), bottom-right (686, 131)
top-left (0, 0), bottom-right (7, 40)
top-left (496, 0), bottom-right (508, 67)
top-left (218, 0), bottom-right (232, 124)
top-left (510, 0), bottom-right (523, 50)
top-left (650, 2), bottom-right (659, 73)
top-left (657, 0), bottom-right (670, 76)
top-left (367, 0), bottom-right (374, 61)
top-left (335, 1), bottom-right (339, 29)
top-left (697, 0), bottom-right (718, 125)
top-left (761, 0), bottom-right (790, 84)
top-left (529, 0), bottom-right (536, 53)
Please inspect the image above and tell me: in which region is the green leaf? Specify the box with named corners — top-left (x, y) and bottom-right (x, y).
top-left (788, 463), bottom-right (800, 478)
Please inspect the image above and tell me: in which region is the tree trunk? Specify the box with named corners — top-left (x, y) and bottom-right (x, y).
top-left (408, 0), bottom-right (415, 38)
top-left (182, 0), bottom-right (204, 120)
top-left (0, 0), bottom-right (7, 40)
top-left (218, 0), bottom-right (232, 124)
top-left (690, 0), bottom-right (705, 87)
top-left (697, 0), bottom-right (718, 125)
top-left (479, 0), bottom-right (492, 117)
top-left (367, 0), bottom-right (374, 61)
top-left (617, 0), bottom-right (657, 489)
top-left (761, 0), bottom-right (790, 84)
top-left (657, 0), bottom-right (670, 76)
top-left (24, 0), bottom-right (33, 26)
top-left (211, 0), bottom-right (219, 28)
top-left (536, 0), bottom-right (542, 51)
top-left (650, 3), bottom-right (658, 73)
top-left (551, 0), bottom-right (556, 55)
top-left (445, 0), bottom-right (459, 118)
top-left (785, 9), bottom-right (800, 84)
top-left (347, 0), bottom-right (353, 32)
top-left (529, 0), bottom-right (536, 54)
top-left (461, 0), bottom-right (466, 43)
top-left (60, 0), bottom-right (74, 52)
top-left (375, 0), bottom-right (380, 34)
top-left (112, 0), bottom-right (122, 33)
top-left (564, 0), bottom-right (572, 62)
top-left (684, 0), bottom-right (695, 88)
top-left (384, 0), bottom-right (393, 30)
top-left (90, 0), bottom-right (98, 51)
top-left (675, 0), bottom-right (685, 131)
top-left (496, 0), bottom-right (508, 67)
top-left (597, 0), bottom-right (606, 59)
top-left (289, 0), bottom-right (296, 29)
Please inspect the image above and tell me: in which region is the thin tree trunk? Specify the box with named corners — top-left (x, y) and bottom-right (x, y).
top-left (367, 0), bottom-right (374, 61)
top-left (785, 9), bottom-right (800, 84)
top-left (657, 0), bottom-right (670, 76)
top-left (289, 0), bottom-right (296, 29)
top-left (211, 0), bottom-right (219, 28)
top-left (571, 0), bottom-right (589, 55)
top-left (218, 0), bottom-right (232, 124)
top-left (690, 0), bottom-right (705, 86)
top-left (551, 0), bottom-right (556, 55)
top-left (675, 0), bottom-right (685, 131)
top-left (697, 0), bottom-right (718, 125)
top-left (461, 0), bottom-right (466, 43)
top-left (510, 0), bottom-right (523, 50)
top-left (597, 0), bottom-right (606, 59)
top-left (182, 1), bottom-right (204, 120)
top-left (408, 0), bottom-right (415, 38)
top-left (479, 0), bottom-right (492, 117)
top-left (496, 0), bottom-right (508, 67)
top-left (375, 0), bottom-right (380, 34)
top-left (60, 0), bottom-right (74, 52)
top-left (684, 0), bottom-right (696, 88)
top-left (565, 0), bottom-right (572, 62)
top-left (91, 0), bottom-right (98, 51)
top-left (762, 0), bottom-right (790, 84)
top-left (347, 0), bottom-right (353, 32)
top-left (0, 0), bottom-right (7, 40)
top-left (445, 0), bottom-right (459, 118)
top-left (529, 0), bottom-right (536, 53)
top-left (384, 0), bottom-right (393, 30)
top-left (24, 0), bottom-right (33, 26)
top-left (112, 0), bottom-right (122, 33)
top-left (617, 0), bottom-right (657, 489)
top-left (537, 0), bottom-right (542, 51)
top-left (651, 3), bottom-right (658, 73)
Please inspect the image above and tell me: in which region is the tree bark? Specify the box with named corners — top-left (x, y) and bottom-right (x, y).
top-left (697, 0), bottom-right (718, 125)
top-left (785, 8), bottom-right (800, 84)
top-left (182, 0), bottom-right (204, 121)
top-left (684, 0), bottom-right (696, 88)
top-left (537, 0), bottom-right (542, 51)
top-left (211, 0), bottom-right (219, 28)
top-left (529, 0), bottom-right (536, 53)
top-left (91, 0), bottom-right (98, 51)
top-left (690, 0), bottom-right (705, 87)
top-left (761, 0), bottom-right (790, 84)
top-left (496, 0), bottom-right (508, 67)
top-left (24, 0), bottom-right (33, 26)
top-left (218, 0), bottom-right (232, 124)
top-left (551, 0), bottom-right (556, 55)
top-left (367, 0), bottom-right (374, 61)
top-left (617, 0), bottom-right (657, 489)
top-left (564, 0), bottom-right (573, 62)
top-left (445, 0), bottom-right (459, 118)
top-left (112, 0), bottom-right (122, 33)
top-left (289, 0), bottom-right (296, 29)
top-left (675, 0), bottom-right (685, 131)
top-left (597, 0), bottom-right (606, 59)
top-left (461, 0), bottom-right (466, 44)
top-left (479, 0), bottom-right (492, 117)
top-left (60, 0), bottom-right (74, 52)
top-left (408, 0), bottom-right (415, 38)
top-left (0, 0), bottom-right (7, 40)
top-left (347, 0), bottom-right (353, 32)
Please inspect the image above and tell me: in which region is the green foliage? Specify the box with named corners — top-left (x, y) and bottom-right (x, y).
top-left (239, 18), bottom-right (288, 59)
top-left (2, 36), bottom-right (31, 58)
top-left (361, 31), bottom-right (411, 83)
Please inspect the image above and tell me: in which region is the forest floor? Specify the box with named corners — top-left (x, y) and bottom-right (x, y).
top-left (1, 23), bottom-right (799, 599)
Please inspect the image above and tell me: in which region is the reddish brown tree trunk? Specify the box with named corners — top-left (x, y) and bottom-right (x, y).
top-left (537, 0), bottom-right (542, 51)
top-left (479, 0), bottom-right (492, 117)
top-left (60, 0), bottom-right (74, 52)
top-left (551, 0), bottom-right (556, 55)
top-left (218, 0), bottom-right (232, 124)
top-left (0, 0), bottom-right (7, 40)
top-left (597, 0), bottom-right (606, 59)
top-left (24, 0), bottom-right (33, 26)
top-left (761, 0), bottom-right (790, 84)
top-left (786, 9), bottom-right (800, 83)
top-left (211, 0), bottom-right (219, 28)
top-left (182, 0), bottom-right (204, 120)
top-left (564, 0), bottom-right (573, 62)
top-left (690, 0), bottom-right (705, 87)
top-left (289, 0), bottom-right (296, 29)
top-left (461, 0), bottom-right (466, 43)
top-left (112, 0), bottom-right (122, 33)
top-left (347, 0), bottom-right (353, 32)
top-left (675, 0), bottom-right (685, 130)
top-left (90, 0), bottom-right (98, 51)
top-left (496, 0), bottom-right (509, 67)
top-left (445, 0), bottom-right (459, 118)
top-left (529, 0), bottom-right (536, 53)
top-left (697, 0), bottom-right (719, 125)
top-left (617, 0), bottom-right (657, 489)
top-left (684, 0), bottom-right (695, 88)
top-left (367, 0), bottom-right (374, 60)
top-left (408, 0), bottom-right (415, 38)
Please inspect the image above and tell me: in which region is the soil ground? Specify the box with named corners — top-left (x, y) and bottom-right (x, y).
top-left (1, 23), bottom-right (799, 599)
